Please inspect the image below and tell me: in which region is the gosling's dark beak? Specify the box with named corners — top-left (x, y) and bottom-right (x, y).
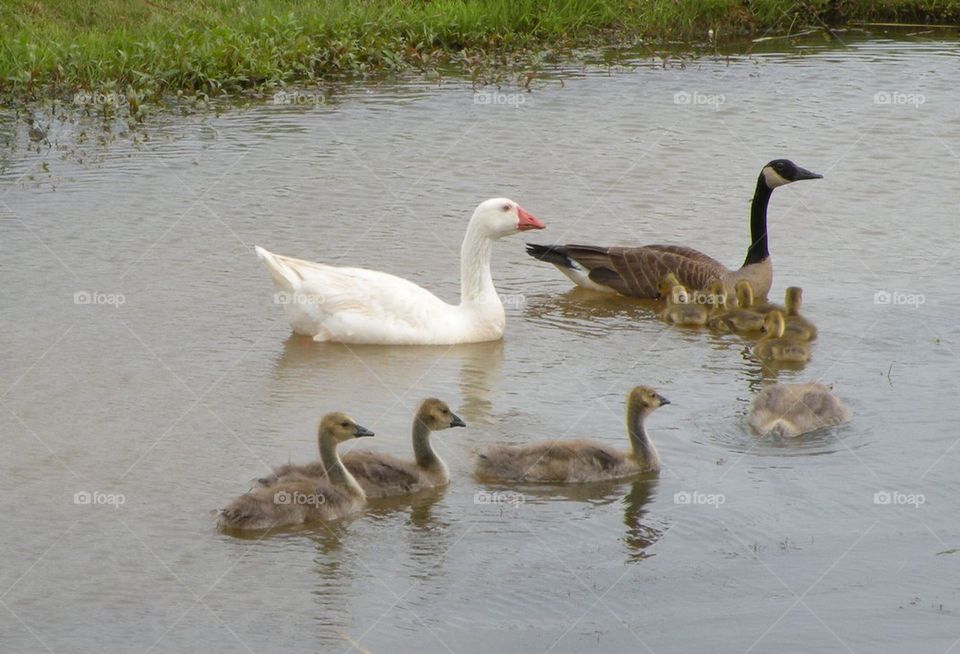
top-left (794, 166), bottom-right (822, 181)
top-left (354, 424), bottom-right (375, 438)
top-left (450, 413), bottom-right (466, 428)
top-left (658, 395), bottom-right (671, 406)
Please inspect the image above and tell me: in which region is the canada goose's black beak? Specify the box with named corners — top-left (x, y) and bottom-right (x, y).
top-left (450, 413), bottom-right (466, 428)
top-left (658, 395), bottom-right (671, 406)
top-left (794, 166), bottom-right (822, 181)
top-left (354, 424), bottom-right (375, 438)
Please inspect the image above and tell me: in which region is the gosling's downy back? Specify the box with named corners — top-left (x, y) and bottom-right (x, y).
top-left (749, 383), bottom-right (852, 437)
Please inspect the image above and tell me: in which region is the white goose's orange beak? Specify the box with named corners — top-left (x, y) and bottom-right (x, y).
top-left (517, 206), bottom-right (546, 231)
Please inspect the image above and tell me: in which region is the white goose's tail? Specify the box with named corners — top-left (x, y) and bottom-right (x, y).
top-left (255, 246), bottom-right (302, 293)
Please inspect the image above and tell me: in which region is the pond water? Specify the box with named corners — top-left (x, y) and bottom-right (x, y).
top-left (2, 31), bottom-right (959, 653)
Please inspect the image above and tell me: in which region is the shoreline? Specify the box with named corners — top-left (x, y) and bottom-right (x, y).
top-left (2, 1), bottom-right (958, 115)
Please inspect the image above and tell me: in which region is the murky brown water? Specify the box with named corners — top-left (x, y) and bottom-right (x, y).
top-left (2, 32), bottom-right (959, 653)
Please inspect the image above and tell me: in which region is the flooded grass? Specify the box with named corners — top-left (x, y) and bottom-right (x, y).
top-left (3, 0), bottom-right (960, 110)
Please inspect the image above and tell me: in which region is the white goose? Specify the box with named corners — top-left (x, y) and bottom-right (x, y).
top-left (255, 198), bottom-right (545, 345)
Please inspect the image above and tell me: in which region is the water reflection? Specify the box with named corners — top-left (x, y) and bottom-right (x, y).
top-left (270, 335), bottom-right (503, 424)
top-left (524, 289), bottom-right (661, 335)
top-left (621, 478), bottom-right (662, 563)
top-left (477, 475), bottom-right (663, 562)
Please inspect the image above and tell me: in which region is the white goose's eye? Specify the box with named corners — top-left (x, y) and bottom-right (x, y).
top-left (501, 204), bottom-right (511, 212)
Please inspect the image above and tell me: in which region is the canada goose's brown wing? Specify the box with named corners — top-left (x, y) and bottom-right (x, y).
top-left (644, 244), bottom-right (727, 269)
top-left (563, 244), bottom-right (728, 298)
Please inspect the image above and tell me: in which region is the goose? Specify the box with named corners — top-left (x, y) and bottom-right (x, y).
top-left (474, 386), bottom-right (669, 483)
top-left (782, 286), bottom-right (818, 341)
top-left (526, 160), bottom-right (821, 298)
top-left (255, 198), bottom-right (545, 345)
top-left (259, 399), bottom-right (466, 499)
top-left (749, 383), bottom-right (851, 437)
top-left (217, 413), bottom-right (373, 530)
top-left (752, 310), bottom-right (811, 363)
top-left (660, 278), bottom-right (709, 327)
top-left (709, 280), bottom-right (766, 333)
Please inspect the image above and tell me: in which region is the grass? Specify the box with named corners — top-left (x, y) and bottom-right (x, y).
top-left (2, 0), bottom-right (959, 108)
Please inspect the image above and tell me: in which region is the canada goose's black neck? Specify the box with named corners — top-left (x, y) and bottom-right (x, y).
top-left (627, 404), bottom-right (660, 469)
top-left (412, 417), bottom-right (442, 470)
top-left (743, 175), bottom-right (773, 267)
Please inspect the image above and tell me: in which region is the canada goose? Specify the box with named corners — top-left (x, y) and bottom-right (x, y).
top-left (218, 413), bottom-right (373, 530)
top-left (782, 287), bottom-right (817, 341)
top-left (526, 160), bottom-right (822, 298)
top-left (749, 383), bottom-right (851, 437)
top-left (752, 310), bottom-right (811, 363)
top-left (474, 386), bottom-right (669, 483)
top-left (260, 399), bottom-right (466, 499)
top-left (709, 280), bottom-right (766, 333)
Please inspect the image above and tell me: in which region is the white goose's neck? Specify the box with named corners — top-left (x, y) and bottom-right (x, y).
top-left (459, 221), bottom-right (499, 306)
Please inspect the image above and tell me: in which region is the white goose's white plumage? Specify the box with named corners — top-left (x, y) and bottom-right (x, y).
top-left (255, 198), bottom-right (545, 345)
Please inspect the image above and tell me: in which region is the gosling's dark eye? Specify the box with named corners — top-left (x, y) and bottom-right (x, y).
top-left (340, 421), bottom-right (349, 428)
top-left (501, 204), bottom-right (511, 212)
top-left (442, 409), bottom-right (449, 414)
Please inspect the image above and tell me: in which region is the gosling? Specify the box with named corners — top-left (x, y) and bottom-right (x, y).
top-left (660, 276), bottom-right (709, 327)
top-left (752, 310), bottom-right (811, 363)
top-left (259, 399), bottom-right (466, 499)
top-left (218, 413), bottom-right (372, 530)
top-left (710, 280), bottom-right (766, 333)
top-left (474, 386), bottom-right (669, 483)
top-left (749, 383), bottom-right (851, 437)
top-left (782, 286), bottom-right (817, 341)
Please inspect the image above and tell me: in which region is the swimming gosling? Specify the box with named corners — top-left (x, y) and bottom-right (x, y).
top-left (752, 310), bottom-right (811, 363)
top-left (710, 280), bottom-right (766, 333)
top-left (259, 399), bottom-right (465, 499)
top-left (749, 383), bottom-right (851, 437)
top-left (782, 286), bottom-right (817, 341)
top-left (660, 276), bottom-right (709, 327)
top-left (218, 413), bottom-right (372, 530)
top-left (474, 386), bottom-right (669, 483)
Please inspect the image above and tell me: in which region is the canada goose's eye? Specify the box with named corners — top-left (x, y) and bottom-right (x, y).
top-left (340, 421), bottom-right (349, 428)
top-left (442, 408), bottom-right (449, 414)
top-left (501, 204), bottom-right (511, 212)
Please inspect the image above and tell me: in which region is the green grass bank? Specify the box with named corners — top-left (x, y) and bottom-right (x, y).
top-left (2, 0), bottom-right (959, 107)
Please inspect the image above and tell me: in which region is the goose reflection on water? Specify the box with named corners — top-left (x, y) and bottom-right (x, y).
top-left (475, 477), bottom-right (664, 563)
top-left (270, 335), bottom-right (503, 425)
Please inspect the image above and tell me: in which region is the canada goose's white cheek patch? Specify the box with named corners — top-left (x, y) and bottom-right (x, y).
top-left (762, 166), bottom-right (790, 188)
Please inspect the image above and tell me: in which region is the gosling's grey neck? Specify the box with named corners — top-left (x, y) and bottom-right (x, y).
top-left (460, 220), bottom-right (499, 306)
top-left (318, 432), bottom-right (363, 496)
top-left (627, 404), bottom-right (660, 471)
top-left (412, 417), bottom-right (446, 474)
